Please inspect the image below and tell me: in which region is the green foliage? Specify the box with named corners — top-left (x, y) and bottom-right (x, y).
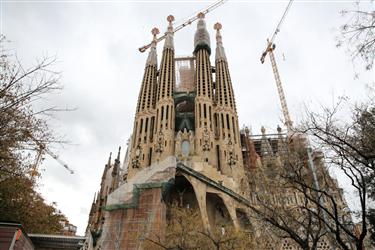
top-left (0, 35), bottom-right (67, 234)
top-left (0, 175), bottom-right (65, 233)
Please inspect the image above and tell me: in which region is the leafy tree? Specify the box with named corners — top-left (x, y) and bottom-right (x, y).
top-left (246, 142), bottom-right (329, 250)
top-left (337, 2), bottom-right (375, 71)
top-left (243, 95), bottom-right (375, 249)
top-left (0, 35), bottom-right (68, 233)
top-left (0, 175), bottom-right (65, 233)
top-left (0, 35), bottom-right (62, 179)
top-left (299, 100), bottom-right (375, 249)
top-left (144, 203), bottom-right (257, 250)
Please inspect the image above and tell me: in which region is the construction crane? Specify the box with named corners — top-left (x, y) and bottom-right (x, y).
top-left (260, 1), bottom-right (329, 225)
top-left (138, 0), bottom-right (227, 53)
top-left (260, 0), bottom-right (294, 133)
top-left (28, 132), bottom-right (74, 176)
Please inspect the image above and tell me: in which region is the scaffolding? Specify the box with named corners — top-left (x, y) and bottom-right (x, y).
top-left (175, 56), bottom-right (195, 92)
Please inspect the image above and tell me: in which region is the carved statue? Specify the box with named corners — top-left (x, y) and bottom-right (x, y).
top-left (188, 131), bottom-right (195, 155)
top-left (175, 131), bottom-right (182, 157)
top-left (227, 138), bottom-right (236, 167)
top-left (155, 131), bottom-right (164, 154)
top-left (132, 143), bottom-right (142, 168)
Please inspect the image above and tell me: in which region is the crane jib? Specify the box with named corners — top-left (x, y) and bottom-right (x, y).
top-left (138, 0), bottom-right (227, 53)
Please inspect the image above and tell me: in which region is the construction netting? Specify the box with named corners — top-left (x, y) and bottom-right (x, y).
top-left (175, 56), bottom-right (195, 92)
top-left (106, 156), bottom-right (176, 209)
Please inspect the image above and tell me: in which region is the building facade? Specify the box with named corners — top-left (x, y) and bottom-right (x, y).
top-left (84, 14), bottom-right (351, 250)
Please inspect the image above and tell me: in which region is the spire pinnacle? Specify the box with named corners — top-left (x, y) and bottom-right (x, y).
top-left (214, 22), bottom-right (226, 61)
top-left (167, 15), bottom-right (174, 29)
top-left (277, 125), bottom-right (282, 133)
top-left (164, 15), bottom-right (174, 50)
top-left (117, 146), bottom-right (121, 161)
top-left (107, 152), bottom-right (112, 166)
top-left (151, 27), bottom-right (159, 47)
top-left (146, 28), bottom-right (159, 66)
top-left (194, 12), bottom-right (211, 54)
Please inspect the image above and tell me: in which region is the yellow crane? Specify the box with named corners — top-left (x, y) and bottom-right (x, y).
top-left (28, 132), bottom-right (74, 177)
top-left (261, 1), bottom-right (329, 224)
top-left (260, 0), bottom-right (294, 133)
top-left (138, 0), bottom-right (228, 53)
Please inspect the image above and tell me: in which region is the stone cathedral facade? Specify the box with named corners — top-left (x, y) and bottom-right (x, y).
top-left (84, 14), bottom-right (352, 250)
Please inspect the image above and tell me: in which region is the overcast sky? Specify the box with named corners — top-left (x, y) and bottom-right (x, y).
top-left (2, 0), bottom-right (374, 235)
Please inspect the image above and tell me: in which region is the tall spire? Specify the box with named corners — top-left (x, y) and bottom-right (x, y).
top-left (194, 12), bottom-right (211, 54)
top-left (146, 28), bottom-right (159, 66)
top-left (107, 152), bottom-right (112, 167)
top-left (116, 146), bottom-right (121, 162)
top-left (93, 192), bottom-right (96, 204)
top-left (164, 15), bottom-right (174, 50)
top-left (212, 23), bottom-right (244, 180)
top-left (130, 26), bottom-right (159, 178)
top-left (153, 15), bottom-right (176, 162)
top-left (214, 22), bottom-right (226, 61)
top-left (214, 23), bottom-right (236, 111)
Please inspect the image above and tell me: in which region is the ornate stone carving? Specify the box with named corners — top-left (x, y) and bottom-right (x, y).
top-left (131, 144), bottom-right (142, 169)
top-left (227, 138), bottom-right (237, 167)
top-left (175, 128), bottom-right (195, 161)
top-left (155, 131), bottom-right (164, 154)
top-left (175, 131), bottom-right (182, 157)
top-left (188, 130), bottom-right (195, 155)
top-left (202, 125), bottom-right (210, 152)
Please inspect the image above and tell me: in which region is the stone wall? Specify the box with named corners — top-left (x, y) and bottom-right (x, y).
top-left (99, 188), bottom-right (166, 250)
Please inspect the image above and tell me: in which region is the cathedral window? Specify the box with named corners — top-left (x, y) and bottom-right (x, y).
top-left (232, 117), bottom-right (236, 143)
top-left (166, 105), bottom-right (169, 129)
top-left (145, 118), bottom-right (149, 134)
top-left (133, 121), bottom-right (138, 147)
top-left (199, 103), bottom-right (202, 127)
top-left (161, 106), bottom-right (164, 129)
top-left (209, 106), bottom-right (212, 122)
top-left (148, 148), bottom-right (152, 166)
top-left (139, 119), bottom-right (144, 138)
top-left (214, 113), bottom-right (218, 134)
top-left (226, 114), bottom-right (230, 130)
top-left (155, 110), bottom-right (159, 132)
top-left (150, 116), bottom-right (155, 141)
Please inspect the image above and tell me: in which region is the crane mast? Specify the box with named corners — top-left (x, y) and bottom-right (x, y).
top-left (138, 0), bottom-right (227, 53)
top-left (261, 1), bottom-right (327, 224)
top-left (267, 43), bottom-right (293, 131)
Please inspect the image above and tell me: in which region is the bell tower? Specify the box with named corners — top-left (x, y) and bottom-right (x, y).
top-left (128, 27), bottom-right (159, 178)
top-left (193, 13), bottom-right (216, 165)
top-left (213, 23), bottom-right (244, 181)
top-left (154, 15), bottom-right (176, 162)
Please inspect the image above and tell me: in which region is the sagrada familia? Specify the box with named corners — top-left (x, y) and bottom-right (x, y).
top-left (83, 13), bottom-right (352, 250)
